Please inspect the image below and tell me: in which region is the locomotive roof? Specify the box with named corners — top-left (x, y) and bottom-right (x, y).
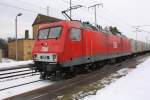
top-left (80, 22), bottom-right (127, 38)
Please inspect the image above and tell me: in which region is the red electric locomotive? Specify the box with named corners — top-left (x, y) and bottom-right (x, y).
top-left (32, 20), bottom-right (131, 79)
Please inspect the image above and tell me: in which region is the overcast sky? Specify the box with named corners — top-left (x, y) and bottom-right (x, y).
top-left (0, 0), bottom-right (150, 42)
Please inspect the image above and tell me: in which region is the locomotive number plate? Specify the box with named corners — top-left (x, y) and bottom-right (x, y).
top-left (35, 53), bottom-right (57, 62)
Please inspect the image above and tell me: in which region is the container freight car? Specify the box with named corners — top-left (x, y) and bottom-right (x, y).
top-left (32, 20), bottom-right (150, 79)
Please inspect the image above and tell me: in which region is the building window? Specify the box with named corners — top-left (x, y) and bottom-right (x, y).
top-left (70, 28), bottom-right (81, 41)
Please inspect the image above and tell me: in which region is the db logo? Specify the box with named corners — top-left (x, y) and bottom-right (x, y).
top-left (113, 42), bottom-right (118, 48)
top-left (41, 46), bottom-right (48, 52)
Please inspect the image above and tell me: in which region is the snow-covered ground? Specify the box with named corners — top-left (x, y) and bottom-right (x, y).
top-left (0, 75), bottom-right (54, 99)
top-left (0, 59), bottom-right (55, 99)
top-left (0, 58), bottom-right (33, 68)
top-left (84, 57), bottom-right (150, 100)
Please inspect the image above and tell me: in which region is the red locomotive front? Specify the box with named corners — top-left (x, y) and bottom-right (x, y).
top-left (32, 21), bottom-right (82, 79)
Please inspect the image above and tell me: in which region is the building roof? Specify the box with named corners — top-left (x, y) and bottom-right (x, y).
top-left (32, 14), bottom-right (63, 26)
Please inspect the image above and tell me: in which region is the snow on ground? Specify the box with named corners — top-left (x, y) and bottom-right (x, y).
top-left (1, 58), bottom-right (15, 63)
top-left (84, 56), bottom-right (150, 100)
top-left (0, 75), bottom-right (54, 99)
top-left (0, 58), bottom-right (33, 68)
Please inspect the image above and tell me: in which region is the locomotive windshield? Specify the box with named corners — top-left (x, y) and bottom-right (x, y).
top-left (38, 28), bottom-right (49, 39)
top-left (38, 26), bottom-right (62, 39)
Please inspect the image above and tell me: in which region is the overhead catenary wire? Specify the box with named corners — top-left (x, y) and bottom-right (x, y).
top-left (12, 0), bottom-right (47, 10)
top-left (88, 3), bottom-right (103, 26)
top-left (0, 0), bottom-right (144, 32)
top-left (0, 2), bottom-right (43, 14)
top-left (1, 0), bottom-right (149, 39)
top-left (78, 0), bottom-right (134, 29)
top-left (90, 0), bottom-right (133, 27)
top-left (83, 1), bottom-right (141, 38)
top-left (0, 0), bottom-right (62, 15)
top-left (12, 0), bottom-right (62, 16)
top-left (59, 0), bottom-right (133, 30)
top-left (60, 0), bottom-right (70, 4)
top-left (70, 6), bottom-right (135, 39)
top-left (0, 0), bottom-right (135, 32)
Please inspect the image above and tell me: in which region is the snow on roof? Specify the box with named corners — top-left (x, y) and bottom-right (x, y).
top-left (84, 56), bottom-right (150, 100)
top-left (32, 14), bottom-right (62, 26)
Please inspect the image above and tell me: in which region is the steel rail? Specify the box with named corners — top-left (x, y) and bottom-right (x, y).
top-left (0, 74), bottom-right (40, 83)
top-left (0, 72), bottom-right (37, 79)
top-left (0, 69), bottom-right (31, 76)
top-left (0, 79), bottom-right (42, 91)
top-left (0, 64), bottom-right (34, 72)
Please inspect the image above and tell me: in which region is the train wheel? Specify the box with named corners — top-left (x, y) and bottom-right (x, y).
top-left (90, 63), bottom-right (97, 71)
top-left (50, 71), bottom-right (63, 81)
top-left (55, 70), bottom-right (63, 80)
top-left (64, 66), bottom-right (76, 79)
top-left (40, 72), bottom-right (46, 80)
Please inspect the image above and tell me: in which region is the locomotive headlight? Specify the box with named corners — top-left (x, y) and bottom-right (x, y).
top-left (33, 54), bottom-right (37, 60)
top-left (53, 54), bottom-right (57, 62)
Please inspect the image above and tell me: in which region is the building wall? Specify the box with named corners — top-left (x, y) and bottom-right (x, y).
top-left (8, 41), bottom-right (16, 60)
top-left (23, 40), bottom-right (34, 60)
top-left (18, 40), bottom-right (24, 60)
top-left (8, 39), bottom-right (34, 61)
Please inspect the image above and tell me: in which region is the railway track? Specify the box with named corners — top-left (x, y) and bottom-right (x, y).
top-left (0, 64), bottom-right (55, 100)
top-left (0, 64), bottom-right (38, 82)
top-left (0, 79), bottom-right (42, 91)
top-left (5, 53), bottom-right (150, 100)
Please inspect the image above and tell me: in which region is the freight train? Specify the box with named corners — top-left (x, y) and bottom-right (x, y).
top-left (32, 20), bottom-right (150, 79)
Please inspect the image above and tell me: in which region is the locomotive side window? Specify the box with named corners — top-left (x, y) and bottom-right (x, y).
top-left (38, 28), bottom-right (49, 39)
top-left (70, 28), bottom-right (81, 41)
top-left (48, 27), bottom-right (62, 39)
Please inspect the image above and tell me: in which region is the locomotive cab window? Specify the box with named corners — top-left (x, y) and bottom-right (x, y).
top-left (38, 28), bottom-right (49, 39)
top-left (48, 27), bottom-right (62, 39)
top-left (38, 26), bottom-right (62, 39)
top-left (70, 28), bottom-right (81, 41)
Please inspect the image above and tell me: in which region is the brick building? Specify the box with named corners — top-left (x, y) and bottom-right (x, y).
top-left (8, 39), bottom-right (34, 60)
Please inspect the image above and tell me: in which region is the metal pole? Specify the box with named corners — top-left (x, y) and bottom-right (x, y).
top-left (15, 13), bottom-right (22, 61)
top-left (15, 16), bottom-right (18, 61)
top-left (136, 30), bottom-right (137, 51)
top-left (88, 3), bottom-right (103, 26)
top-left (47, 6), bottom-right (50, 16)
top-left (94, 6), bottom-right (97, 26)
top-left (70, 0), bottom-right (72, 20)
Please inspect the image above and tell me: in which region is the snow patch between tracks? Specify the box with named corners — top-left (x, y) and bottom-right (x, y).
top-left (0, 75), bottom-right (54, 99)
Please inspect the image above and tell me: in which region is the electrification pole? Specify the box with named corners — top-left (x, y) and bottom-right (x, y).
top-left (47, 6), bottom-right (50, 16)
top-left (70, 0), bottom-right (72, 19)
top-left (88, 3), bottom-right (103, 26)
top-left (15, 13), bottom-right (22, 61)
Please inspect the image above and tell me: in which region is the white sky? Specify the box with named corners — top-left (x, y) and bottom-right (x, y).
top-left (0, 0), bottom-right (150, 42)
